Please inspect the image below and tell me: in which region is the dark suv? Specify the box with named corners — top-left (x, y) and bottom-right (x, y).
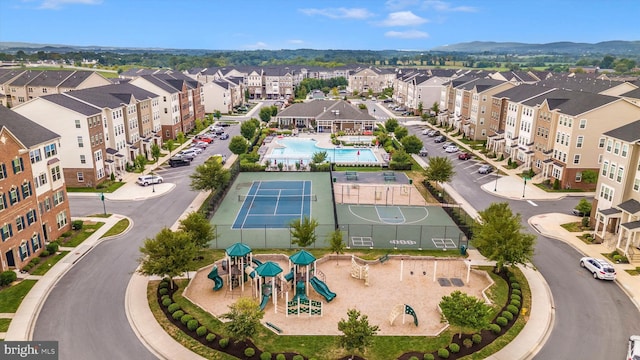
top-left (169, 157), bottom-right (191, 167)
top-left (434, 135), bottom-right (446, 143)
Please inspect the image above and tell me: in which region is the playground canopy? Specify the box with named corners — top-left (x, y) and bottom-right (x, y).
top-left (255, 261), bottom-right (283, 277)
top-left (225, 242), bottom-right (252, 257)
top-left (289, 250), bottom-right (316, 265)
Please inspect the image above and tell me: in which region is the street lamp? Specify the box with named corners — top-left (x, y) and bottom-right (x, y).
top-left (373, 108), bottom-right (376, 119)
top-left (522, 177), bottom-right (527, 198)
top-left (494, 170), bottom-right (499, 192)
top-left (151, 171), bottom-right (156, 193)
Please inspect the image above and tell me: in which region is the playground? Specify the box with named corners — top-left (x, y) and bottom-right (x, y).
top-left (184, 249), bottom-right (492, 336)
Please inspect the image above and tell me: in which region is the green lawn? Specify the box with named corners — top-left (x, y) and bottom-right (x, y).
top-left (0, 280), bottom-right (37, 313)
top-left (101, 219), bottom-right (130, 238)
top-left (30, 251), bottom-right (70, 276)
top-left (67, 180), bottom-right (125, 193)
top-left (62, 222), bottom-right (105, 247)
top-left (0, 318), bottom-right (11, 332)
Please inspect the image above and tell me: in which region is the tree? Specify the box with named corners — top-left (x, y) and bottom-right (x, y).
top-left (394, 126), bottom-right (408, 140)
top-left (213, 110), bottom-right (222, 122)
top-left (312, 151), bottom-right (328, 163)
top-left (581, 169), bottom-right (598, 185)
top-left (439, 291), bottom-right (491, 339)
top-left (389, 149), bottom-right (412, 170)
top-left (228, 135), bottom-right (249, 155)
top-left (134, 154), bottom-right (147, 171)
top-left (338, 308), bottom-right (379, 359)
top-left (424, 156), bottom-right (455, 190)
top-left (259, 107), bottom-right (272, 122)
top-left (189, 157), bottom-right (231, 191)
top-left (221, 297), bottom-right (264, 342)
top-left (384, 118), bottom-right (399, 133)
top-left (176, 132), bottom-right (186, 145)
top-left (328, 229), bottom-right (345, 265)
top-left (151, 143), bottom-right (161, 163)
top-left (430, 102), bottom-right (439, 115)
top-left (178, 212), bottom-right (216, 249)
top-left (270, 105), bottom-right (278, 117)
top-left (400, 135), bottom-right (423, 154)
top-left (575, 198), bottom-right (592, 217)
top-left (417, 102), bottom-right (424, 115)
top-left (290, 216), bottom-right (318, 247)
top-left (240, 120), bottom-right (257, 140)
top-left (137, 228), bottom-right (197, 289)
top-left (165, 139), bottom-right (175, 156)
top-left (472, 202), bottom-right (536, 272)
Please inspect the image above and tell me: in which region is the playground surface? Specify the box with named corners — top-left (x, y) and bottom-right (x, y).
top-left (184, 255), bottom-right (492, 336)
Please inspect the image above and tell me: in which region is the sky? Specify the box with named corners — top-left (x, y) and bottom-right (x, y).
top-left (1, 0), bottom-right (639, 51)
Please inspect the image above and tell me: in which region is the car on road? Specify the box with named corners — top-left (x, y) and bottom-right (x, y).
top-left (383, 98), bottom-right (393, 103)
top-left (478, 164), bottom-right (494, 174)
top-left (168, 157), bottom-right (191, 167)
top-left (580, 257), bottom-right (616, 280)
top-left (427, 130), bottom-right (440, 137)
top-left (571, 208), bottom-right (590, 217)
top-left (433, 135), bottom-right (446, 143)
top-left (136, 174), bottom-right (163, 186)
top-left (442, 141), bottom-right (455, 149)
top-left (628, 335), bottom-right (640, 360)
top-left (458, 152), bottom-right (472, 160)
top-left (419, 147), bottom-right (429, 157)
top-left (218, 132), bottom-right (230, 140)
top-left (445, 145), bottom-right (459, 153)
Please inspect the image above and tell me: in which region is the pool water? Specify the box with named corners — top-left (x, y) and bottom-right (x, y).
top-left (270, 139), bottom-right (377, 163)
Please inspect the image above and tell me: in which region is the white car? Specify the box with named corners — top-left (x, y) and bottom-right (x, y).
top-left (579, 257), bottom-right (616, 280)
top-left (445, 145), bottom-right (459, 153)
top-left (421, 129), bottom-right (430, 135)
top-left (136, 174), bottom-right (163, 186)
top-left (178, 148), bottom-right (201, 158)
top-left (628, 335), bottom-right (640, 360)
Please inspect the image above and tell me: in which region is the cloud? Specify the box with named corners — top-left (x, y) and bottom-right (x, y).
top-left (379, 11), bottom-right (428, 26)
top-left (288, 39), bottom-right (304, 45)
top-left (385, 0), bottom-right (419, 10)
top-left (37, 0), bottom-right (102, 10)
top-left (244, 42), bottom-right (269, 50)
top-left (422, 0), bottom-right (477, 12)
top-left (299, 7), bottom-right (373, 20)
top-left (385, 30), bottom-right (429, 39)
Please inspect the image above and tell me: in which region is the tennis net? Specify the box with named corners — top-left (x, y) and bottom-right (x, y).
top-left (238, 194), bottom-right (318, 202)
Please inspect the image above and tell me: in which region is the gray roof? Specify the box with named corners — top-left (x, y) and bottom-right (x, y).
top-left (277, 100), bottom-right (374, 121)
top-left (538, 75), bottom-right (624, 94)
top-left (603, 119), bottom-right (640, 143)
top-left (59, 71), bottom-right (96, 88)
top-left (620, 87), bottom-right (640, 99)
top-left (521, 88), bottom-right (618, 115)
top-left (617, 199), bottom-right (640, 215)
top-left (41, 94), bottom-right (101, 116)
top-left (0, 69), bottom-right (25, 83)
top-left (621, 220), bottom-right (640, 230)
top-left (9, 70), bottom-right (43, 87)
top-left (599, 207), bottom-right (622, 216)
top-left (493, 83), bottom-right (557, 102)
top-left (62, 83), bottom-right (159, 109)
top-left (0, 106), bottom-right (60, 147)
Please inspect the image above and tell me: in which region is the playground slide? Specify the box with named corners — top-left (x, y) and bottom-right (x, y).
top-left (284, 268), bottom-right (294, 282)
top-left (213, 277), bottom-right (223, 291)
top-left (259, 293), bottom-right (271, 310)
top-left (252, 258), bottom-right (263, 267)
top-left (309, 277), bottom-right (336, 302)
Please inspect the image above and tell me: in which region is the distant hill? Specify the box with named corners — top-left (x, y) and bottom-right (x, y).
top-left (431, 41), bottom-right (640, 56)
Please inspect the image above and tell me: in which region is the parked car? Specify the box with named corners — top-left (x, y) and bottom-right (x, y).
top-left (193, 141), bottom-right (208, 149)
top-left (218, 132), bottom-right (230, 140)
top-left (458, 152), bottom-right (472, 160)
top-left (216, 122), bottom-right (231, 127)
top-left (442, 141), bottom-right (455, 149)
top-left (212, 154), bottom-right (227, 164)
top-left (571, 208), bottom-right (590, 217)
top-left (478, 164), bottom-right (494, 174)
top-left (628, 335), bottom-right (640, 360)
top-left (176, 148), bottom-right (200, 160)
top-left (421, 129), bottom-right (430, 135)
top-left (136, 174), bottom-right (163, 186)
top-left (580, 257), bottom-right (616, 280)
top-left (427, 130), bottom-right (440, 137)
top-left (445, 145), bottom-right (459, 153)
top-left (419, 147), bottom-right (429, 157)
top-left (433, 135), bottom-right (446, 143)
top-left (194, 135), bottom-right (213, 143)
top-left (383, 98), bottom-right (393, 103)
top-left (168, 157), bottom-right (191, 167)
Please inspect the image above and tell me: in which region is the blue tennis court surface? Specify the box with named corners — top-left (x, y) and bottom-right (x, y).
top-left (232, 180), bottom-right (313, 229)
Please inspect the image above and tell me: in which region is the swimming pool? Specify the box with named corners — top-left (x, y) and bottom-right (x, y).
top-left (268, 138), bottom-right (378, 163)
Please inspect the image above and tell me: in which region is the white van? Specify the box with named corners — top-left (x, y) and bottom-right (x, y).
top-left (136, 174), bottom-right (163, 186)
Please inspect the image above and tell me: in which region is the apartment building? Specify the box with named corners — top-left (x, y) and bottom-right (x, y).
top-left (0, 106), bottom-right (71, 271)
top-left (348, 67), bottom-right (395, 95)
top-left (592, 120), bottom-right (640, 261)
top-left (464, 79), bottom-right (514, 141)
top-left (201, 78), bottom-right (244, 114)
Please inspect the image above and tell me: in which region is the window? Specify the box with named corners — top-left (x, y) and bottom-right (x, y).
top-left (575, 172), bottom-right (582, 182)
top-left (53, 190), bottom-right (64, 206)
top-left (0, 164), bottom-right (6, 180)
top-left (614, 142), bottom-right (620, 155)
top-left (19, 242), bottom-right (28, 261)
top-left (12, 158), bottom-right (24, 174)
top-left (579, 119), bottom-right (587, 129)
top-left (9, 188), bottom-right (19, 205)
top-left (44, 144), bottom-right (57, 158)
top-left (26, 210), bottom-right (37, 225)
top-left (77, 136), bottom-right (84, 148)
top-left (573, 154), bottom-right (580, 164)
top-left (56, 211), bottom-right (68, 229)
top-left (617, 167), bottom-right (624, 183)
top-left (598, 138), bottom-right (605, 148)
top-left (0, 224), bottom-right (12, 241)
top-left (634, 178), bottom-right (640, 192)
top-left (622, 144), bottom-right (629, 157)
top-left (602, 161), bottom-right (609, 176)
top-left (80, 155), bottom-right (86, 164)
top-left (0, 194), bottom-right (6, 211)
top-left (576, 136), bottom-right (584, 148)
top-left (43, 198), bottom-right (51, 212)
top-left (51, 166), bottom-right (61, 181)
top-left (77, 172), bottom-right (84, 182)
top-left (606, 140), bottom-right (612, 152)
top-left (16, 216), bottom-right (24, 231)
top-left (75, 119), bottom-right (81, 128)
top-left (609, 164), bottom-right (616, 180)
top-left (29, 149), bottom-right (42, 164)
top-left (21, 182), bottom-right (32, 198)
top-left (94, 150), bottom-right (102, 162)
top-left (31, 234), bottom-right (41, 252)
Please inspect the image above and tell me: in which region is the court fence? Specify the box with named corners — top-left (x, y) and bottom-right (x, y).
top-left (423, 180), bottom-right (476, 241)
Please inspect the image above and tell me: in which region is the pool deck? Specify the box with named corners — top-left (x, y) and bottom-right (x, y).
top-left (260, 133), bottom-right (389, 165)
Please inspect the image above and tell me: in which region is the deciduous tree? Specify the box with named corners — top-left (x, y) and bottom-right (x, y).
top-left (394, 126), bottom-right (408, 140)
top-left (338, 308), bottom-right (379, 359)
top-left (221, 297), bottom-right (264, 342)
top-left (189, 157), bottom-right (231, 192)
top-left (137, 228), bottom-right (197, 289)
top-left (328, 229), bottom-right (345, 265)
top-left (424, 156), bottom-right (455, 190)
top-left (290, 216), bottom-right (318, 247)
top-left (439, 291), bottom-right (491, 339)
top-left (400, 135), bottom-right (423, 154)
top-left (228, 136), bottom-right (249, 155)
top-left (178, 212), bottom-right (216, 249)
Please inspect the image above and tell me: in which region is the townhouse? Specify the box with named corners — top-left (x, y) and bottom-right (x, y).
top-left (0, 106), bottom-right (71, 271)
top-left (13, 83), bottom-right (162, 186)
top-left (592, 120), bottom-right (640, 261)
top-left (276, 99), bottom-right (376, 134)
top-left (200, 78), bottom-right (244, 114)
top-left (464, 78), bottom-right (515, 141)
top-left (347, 66), bottom-right (395, 95)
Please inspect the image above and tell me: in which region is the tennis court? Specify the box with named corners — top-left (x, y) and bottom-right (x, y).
top-left (336, 204), bottom-right (466, 250)
top-left (232, 180), bottom-right (314, 229)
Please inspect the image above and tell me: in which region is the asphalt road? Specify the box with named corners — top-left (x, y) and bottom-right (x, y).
top-left (32, 126), bottom-right (239, 359)
top-left (410, 124), bottom-right (640, 360)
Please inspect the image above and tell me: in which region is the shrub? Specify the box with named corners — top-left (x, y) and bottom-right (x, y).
top-left (409, 357), bottom-right (419, 360)
top-left (161, 294), bottom-right (170, 302)
top-left (292, 356), bottom-right (303, 360)
top-left (206, 333), bottom-right (216, 342)
top-left (72, 220), bottom-right (84, 230)
top-left (158, 288), bottom-right (169, 295)
top-left (511, 282), bottom-right (520, 290)
top-left (243, 347), bottom-right (256, 357)
top-left (180, 314), bottom-right (193, 325)
top-left (581, 216), bottom-right (590, 228)
top-left (162, 298), bottom-right (172, 307)
top-left (462, 338), bottom-right (473, 348)
top-left (496, 316), bottom-right (508, 327)
top-left (448, 343), bottom-right (460, 353)
top-left (196, 326), bottom-right (207, 337)
top-left (219, 338), bottom-right (229, 349)
top-left (187, 319), bottom-right (199, 331)
top-left (437, 348), bottom-right (450, 358)
top-left (424, 354), bottom-right (435, 360)
top-left (501, 311), bottom-right (514, 321)
top-left (553, 179), bottom-right (560, 190)
top-left (167, 303), bottom-right (181, 313)
top-left (472, 333), bottom-right (482, 344)
top-left (488, 323), bottom-right (501, 334)
top-left (172, 310), bottom-right (184, 320)
top-left (510, 299), bottom-right (521, 308)
top-left (40, 250), bottom-right (50, 257)
top-left (260, 352), bottom-right (272, 360)
top-left (507, 304), bottom-right (519, 315)
top-left (0, 271), bottom-right (17, 286)
top-left (30, 258), bottom-right (40, 265)
top-left (512, 289), bottom-right (521, 296)
top-left (511, 294), bottom-right (521, 302)
top-left (46, 242), bottom-right (59, 253)
top-left (158, 282), bottom-right (169, 289)
top-left (276, 354), bottom-right (286, 360)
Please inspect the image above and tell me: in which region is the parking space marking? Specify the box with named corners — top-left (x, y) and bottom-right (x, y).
top-left (462, 163), bottom-right (477, 170)
top-left (477, 173), bottom-right (494, 180)
top-left (527, 200), bottom-right (538, 207)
